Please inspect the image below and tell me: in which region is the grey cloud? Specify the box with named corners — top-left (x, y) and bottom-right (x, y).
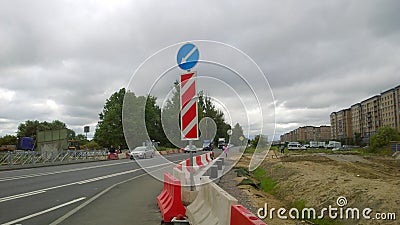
top-left (1, 0), bottom-right (399, 140)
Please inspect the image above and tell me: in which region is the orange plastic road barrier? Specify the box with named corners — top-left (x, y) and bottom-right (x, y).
top-left (231, 204), bottom-right (267, 225)
top-left (107, 153), bottom-right (119, 160)
top-left (195, 156), bottom-right (204, 167)
top-left (156, 173), bottom-right (186, 222)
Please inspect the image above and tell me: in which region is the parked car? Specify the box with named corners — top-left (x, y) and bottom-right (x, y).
top-left (184, 145), bottom-right (197, 153)
top-left (287, 142), bottom-right (306, 150)
top-left (129, 146), bottom-right (155, 159)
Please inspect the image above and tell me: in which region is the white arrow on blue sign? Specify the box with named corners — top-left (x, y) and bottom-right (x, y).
top-left (177, 43), bottom-right (199, 70)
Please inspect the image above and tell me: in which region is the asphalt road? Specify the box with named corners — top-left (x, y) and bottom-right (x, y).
top-left (0, 151), bottom-right (210, 225)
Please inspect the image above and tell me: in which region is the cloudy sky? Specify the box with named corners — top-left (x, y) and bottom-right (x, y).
top-left (1, 0), bottom-right (399, 141)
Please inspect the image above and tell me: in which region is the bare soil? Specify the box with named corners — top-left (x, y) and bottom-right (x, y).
top-left (218, 151), bottom-right (400, 225)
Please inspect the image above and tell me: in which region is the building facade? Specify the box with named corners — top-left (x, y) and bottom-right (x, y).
top-left (280, 125), bottom-right (332, 143)
top-left (330, 84), bottom-right (400, 144)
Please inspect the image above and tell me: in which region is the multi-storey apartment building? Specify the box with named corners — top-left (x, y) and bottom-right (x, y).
top-left (380, 88), bottom-right (398, 130)
top-left (319, 125), bottom-right (332, 140)
top-left (360, 95), bottom-right (380, 140)
top-left (351, 103), bottom-right (362, 135)
top-left (331, 84), bottom-right (400, 143)
top-left (330, 112), bottom-right (337, 140)
top-left (331, 109), bottom-right (352, 143)
top-left (280, 126), bottom-right (332, 142)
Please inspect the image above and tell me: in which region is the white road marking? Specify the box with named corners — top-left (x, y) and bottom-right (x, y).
top-left (0, 161), bottom-right (132, 182)
top-left (0, 160), bottom-right (180, 203)
top-left (49, 166), bottom-right (168, 225)
top-left (0, 190), bottom-right (47, 203)
top-left (2, 197), bottom-right (86, 225)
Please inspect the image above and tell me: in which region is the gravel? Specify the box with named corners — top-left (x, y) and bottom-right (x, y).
top-left (216, 168), bottom-right (257, 213)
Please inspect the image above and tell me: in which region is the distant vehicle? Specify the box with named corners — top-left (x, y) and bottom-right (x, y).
top-left (309, 141), bottom-right (319, 148)
top-left (67, 140), bottom-right (84, 150)
top-left (184, 145), bottom-right (197, 153)
top-left (309, 141), bottom-right (326, 148)
top-left (218, 138), bottom-right (226, 149)
top-left (288, 142), bottom-right (306, 150)
top-left (0, 145), bottom-right (17, 151)
top-left (327, 141), bottom-right (341, 149)
top-left (129, 146), bottom-right (155, 159)
top-left (202, 139), bottom-right (213, 151)
top-left (18, 137), bottom-right (35, 151)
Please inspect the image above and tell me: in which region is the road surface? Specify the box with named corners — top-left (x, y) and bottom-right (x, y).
top-left (0, 151), bottom-right (211, 225)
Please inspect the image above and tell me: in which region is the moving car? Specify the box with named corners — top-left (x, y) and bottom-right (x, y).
top-left (129, 146), bottom-right (155, 159)
top-left (202, 139), bottom-right (213, 151)
top-left (184, 145), bottom-right (197, 153)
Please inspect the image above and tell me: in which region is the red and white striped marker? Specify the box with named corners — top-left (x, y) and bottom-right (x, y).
top-left (180, 72), bottom-right (198, 140)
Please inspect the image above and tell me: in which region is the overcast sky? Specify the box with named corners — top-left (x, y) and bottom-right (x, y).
top-left (1, 0), bottom-right (399, 141)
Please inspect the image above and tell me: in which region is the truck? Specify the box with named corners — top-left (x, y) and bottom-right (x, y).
top-left (218, 138), bottom-right (226, 149)
top-left (67, 140), bottom-right (85, 150)
top-left (17, 137), bottom-right (35, 151)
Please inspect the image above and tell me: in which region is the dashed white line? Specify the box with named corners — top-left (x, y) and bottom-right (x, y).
top-left (0, 161), bottom-right (132, 182)
top-left (2, 197), bottom-right (86, 225)
top-left (0, 160), bottom-right (179, 203)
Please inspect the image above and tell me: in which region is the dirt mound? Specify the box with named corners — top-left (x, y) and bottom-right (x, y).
top-left (218, 153), bottom-right (400, 225)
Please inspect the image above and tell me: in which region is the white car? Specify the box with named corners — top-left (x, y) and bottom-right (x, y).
top-left (287, 143), bottom-right (306, 150)
top-left (129, 146), bottom-right (155, 159)
top-left (183, 145), bottom-right (197, 153)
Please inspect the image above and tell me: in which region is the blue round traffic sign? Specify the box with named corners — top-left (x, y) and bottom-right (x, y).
top-left (177, 43), bottom-right (199, 70)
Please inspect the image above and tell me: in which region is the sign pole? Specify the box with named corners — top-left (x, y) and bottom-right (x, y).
top-left (177, 43), bottom-right (200, 191)
top-left (189, 139), bottom-right (195, 191)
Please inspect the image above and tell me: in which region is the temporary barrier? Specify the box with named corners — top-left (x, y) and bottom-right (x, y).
top-left (186, 177), bottom-right (238, 225)
top-left (176, 152), bottom-right (213, 172)
top-left (107, 153), bottom-right (119, 160)
top-left (156, 173), bottom-right (186, 222)
top-left (231, 204), bottom-right (267, 225)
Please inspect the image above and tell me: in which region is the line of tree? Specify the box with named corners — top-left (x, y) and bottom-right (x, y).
top-left (17, 120), bottom-right (76, 139)
top-left (0, 120), bottom-right (76, 146)
top-left (94, 83), bottom-right (236, 149)
top-left (370, 126), bottom-right (400, 151)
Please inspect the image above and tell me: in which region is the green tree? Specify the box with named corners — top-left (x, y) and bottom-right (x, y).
top-left (17, 120), bottom-right (72, 138)
top-left (122, 91), bottom-right (167, 149)
top-left (230, 123), bottom-right (245, 146)
top-left (251, 134), bottom-right (268, 149)
top-left (161, 82), bottom-right (184, 148)
top-left (161, 84), bottom-right (231, 148)
top-left (86, 140), bottom-right (100, 150)
top-left (370, 126), bottom-right (400, 150)
top-left (197, 91), bottom-right (230, 144)
top-left (17, 120), bottom-right (40, 137)
top-left (75, 134), bottom-right (89, 146)
top-left (0, 135), bottom-right (18, 145)
top-left (95, 88), bottom-right (126, 148)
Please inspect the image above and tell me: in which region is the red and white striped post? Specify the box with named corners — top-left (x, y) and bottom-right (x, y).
top-left (180, 72), bottom-right (198, 140)
top-left (180, 72), bottom-right (198, 190)
top-left (177, 43), bottom-right (200, 190)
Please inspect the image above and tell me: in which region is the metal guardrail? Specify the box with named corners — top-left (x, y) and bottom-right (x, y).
top-left (0, 150), bottom-right (109, 169)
